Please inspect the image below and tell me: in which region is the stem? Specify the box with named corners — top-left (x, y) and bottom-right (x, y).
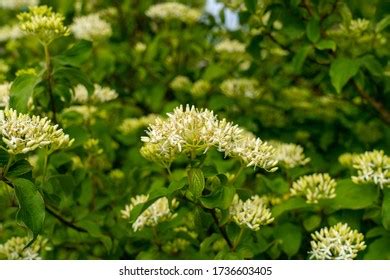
top-left (231, 164), bottom-right (245, 185)
top-left (233, 228), bottom-right (245, 251)
top-left (44, 44), bottom-right (57, 123)
top-left (208, 208), bottom-right (234, 250)
top-left (152, 226), bottom-right (162, 250)
top-left (3, 155), bottom-right (14, 177)
top-left (41, 149), bottom-right (49, 184)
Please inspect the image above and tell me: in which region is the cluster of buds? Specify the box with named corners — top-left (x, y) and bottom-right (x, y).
top-left (220, 78), bottom-right (262, 99)
top-left (0, 236), bottom-right (50, 260)
top-left (18, 5), bottom-right (70, 45)
top-left (71, 13), bottom-right (112, 41)
top-left (190, 80), bottom-right (211, 97)
top-left (72, 84), bottom-right (118, 104)
top-left (351, 150), bottom-right (389, 189)
top-left (270, 141), bottom-right (310, 169)
top-left (0, 0), bottom-right (38, 10)
top-left (170, 76), bottom-right (192, 92)
top-left (0, 108), bottom-right (73, 154)
top-left (309, 223), bottom-right (366, 260)
top-left (291, 173), bottom-right (337, 204)
top-left (140, 105), bottom-right (278, 171)
top-left (229, 194), bottom-right (274, 231)
top-left (121, 195), bottom-right (179, 232)
top-left (118, 114), bottom-right (159, 135)
top-left (146, 2), bottom-right (201, 24)
top-left (0, 82), bottom-right (11, 108)
top-left (215, 39), bottom-right (246, 54)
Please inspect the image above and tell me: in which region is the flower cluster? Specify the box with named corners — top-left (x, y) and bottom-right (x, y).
top-left (119, 114), bottom-right (159, 135)
top-left (18, 5), bottom-right (70, 45)
top-left (221, 0), bottom-right (245, 10)
top-left (215, 39), bottom-right (246, 54)
top-left (229, 194), bottom-right (274, 231)
top-left (72, 84), bottom-right (118, 104)
top-left (291, 173), bottom-right (336, 204)
top-left (0, 236), bottom-right (49, 260)
top-left (341, 18), bottom-right (370, 36)
top-left (0, 82), bottom-right (11, 108)
top-left (121, 195), bottom-right (179, 232)
top-left (134, 42), bottom-right (147, 53)
top-left (0, 108), bottom-right (74, 154)
top-left (191, 80), bottom-right (211, 97)
top-left (338, 152), bottom-right (355, 167)
top-left (351, 150), bottom-right (389, 189)
top-left (140, 105), bottom-right (278, 171)
top-left (162, 238), bottom-right (190, 254)
top-left (71, 13), bottom-right (112, 41)
top-left (0, 25), bottom-right (24, 42)
top-left (270, 141), bottom-right (310, 168)
top-left (170, 76), bottom-right (192, 92)
top-left (146, 2), bottom-right (201, 24)
top-left (220, 78), bottom-right (262, 99)
top-left (309, 223), bottom-right (366, 260)
top-left (0, 0), bottom-right (38, 9)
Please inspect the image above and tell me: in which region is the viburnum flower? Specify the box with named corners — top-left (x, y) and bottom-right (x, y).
top-left (0, 236), bottom-right (50, 260)
top-left (309, 223), bottom-right (366, 260)
top-left (351, 150), bottom-right (389, 189)
top-left (0, 82), bottom-right (11, 108)
top-left (0, 108), bottom-right (74, 154)
top-left (146, 2), bottom-right (201, 24)
top-left (220, 78), bottom-right (262, 99)
top-left (291, 173), bottom-right (336, 204)
top-left (215, 39), bottom-right (246, 54)
top-left (140, 105), bottom-right (278, 171)
top-left (270, 141), bottom-right (310, 169)
top-left (70, 13), bottom-right (112, 41)
top-left (229, 194), bottom-right (274, 231)
top-left (18, 5), bottom-right (70, 45)
top-left (121, 195), bottom-right (179, 232)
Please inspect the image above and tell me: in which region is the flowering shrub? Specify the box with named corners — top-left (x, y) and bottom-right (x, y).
top-left (0, 0), bottom-right (389, 260)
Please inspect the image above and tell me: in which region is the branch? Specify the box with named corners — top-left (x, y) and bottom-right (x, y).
top-left (208, 208), bottom-right (234, 250)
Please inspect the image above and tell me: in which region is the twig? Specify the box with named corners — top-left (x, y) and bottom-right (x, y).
top-left (208, 208), bottom-right (234, 250)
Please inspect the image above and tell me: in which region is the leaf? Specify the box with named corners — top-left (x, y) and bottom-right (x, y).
top-left (360, 55), bottom-right (383, 77)
top-left (9, 74), bottom-right (40, 113)
top-left (53, 40), bottom-right (92, 67)
top-left (200, 186), bottom-right (235, 210)
top-left (327, 179), bottom-right (378, 210)
top-left (187, 168), bottom-right (205, 199)
top-left (315, 39), bottom-right (336, 51)
top-left (382, 188), bottom-right (390, 230)
top-left (6, 159), bottom-right (32, 178)
top-left (274, 223), bottom-right (302, 257)
top-left (244, 0), bottom-right (257, 13)
top-left (306, 18), bottom-right (321, 43)
top-left (53, 66), bottom-right (94, 93)
top-left (376, 15), bottom-right (390, 32)
top-left (78, 220), bottom-right (112, 252)
top-left (303, 215), bottom-right (321, 231)
top-left (272, 197), bottom-right (310, 218)
top-left (291, 45), bottom-right (312, 74)
top-left (364, 237), bottom-right (390, 260)
top-left (12, 178), bottom-right (45, 240)
top-left (329, 57), bottom-right (360, 93)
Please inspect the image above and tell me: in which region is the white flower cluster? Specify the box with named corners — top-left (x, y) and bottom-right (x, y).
top-left (338, 152), bottom-right (355, 167)
top-left (121, 195), bottom-right (179, 232)
top-left (0, 82), bottom-right (11, 108)
top-left (342, 18), bottom-right (370, 35)
top-left (229, 194), bottom-right (274, 231)
top-left (18, 5), bottom-right (70, 45)
top-left (119, 114), bottom-right (159, 135)
top-left (0, 25), bottom-right (24, 42)
top-left (309, 223), bottom-right (366, 260)
top-left (270, 141), bottom-right (310, 168)
top-left (146, 2), bottom-right (201, 24)
top-left (0, 236), bottom-right (49, 260)
top-left (215, 39), bottom-right (246, 54)
top-left (170, 76), bottom-right (192, 92)
top-left (351, 150), bottom-right (389, 189)
top-left (191, 80), bottom-right (211, 97)
top-left (0, 0), bottom-right (38, 9)
top-left (0, 108), bottom-right (74, 154)
top-left (140, 105), bottom-right (278, 171)
top-left (72, 84), bottom-right (118, 104)
top-left (291, 173), bottom-right (336, 204)
top-left (220, 78), bottom-right (262, 99)
top-left (71, 13), bottom-right (112, 41)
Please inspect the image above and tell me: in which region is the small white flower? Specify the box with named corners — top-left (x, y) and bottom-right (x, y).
top-left (72, 84), bottom-right (117, 104)
top-left (215, 39), bottom-right (246, 54)
top-left (291, 173), bottom-right (336, 204)
top-left (0, 236), bottom-right (50, 260)
top-left (270, 141), bottom-right (310, 168)
top-left (146, 2), bottom-right (201, 24)
top-left (71, 13), bottom-right (112, 41)
top-left (309, 223), bottom-right (366, 260)
top-left (220, 78), bottom-right (262, 99)
top-left (0, 82), bottom-right (11, 108)
top-left (0, 0), bottom-right (38, 10)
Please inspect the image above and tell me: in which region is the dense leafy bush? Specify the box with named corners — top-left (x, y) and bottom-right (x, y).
top-left (0, 0), bottom-right (389, 260)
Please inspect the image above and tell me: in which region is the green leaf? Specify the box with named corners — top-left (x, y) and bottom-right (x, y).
top-left (382, 188), bottom-right (390, 230)
top-left (200, 186), bottom-right (235, 210)
top-left (364, 237), bottom-right (390, 260)
top-left (187, 168), bottom-right (205, 199)
top-left (360, 55), bottom-right (383, 76)
top-left (6, 159), bottom-right (32, 178)
top-left (53, 40), bottom-right (92, 67)
top-left (272, 197), bottom-right (310, 218)
top-left (315, 39), bottom-right (336, 51)
top-left (274, 223), bottom-right (302, 257)
top-left (244, 0), bottom-right (257, 13)
top-left (9, 74), bottom-right (40, 113)
top-left (53, 66), bottom-right (94, 93)
top-left (328, 179), bottom-right (378, 210)
top-left (12, 178), bottom-right (45, 240)
top-left (329, 57), bottom-right (360, 93)
top-left (78, 220), bottom-right (112, 252)
top-left (376, 15), bottom-right (390, 32)
top-left (303, 215), bottom-right (321, 231)
top-left (291, 45), bottom-right (312, 74)
top-left (306, 18), bottom-right (321, 43)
